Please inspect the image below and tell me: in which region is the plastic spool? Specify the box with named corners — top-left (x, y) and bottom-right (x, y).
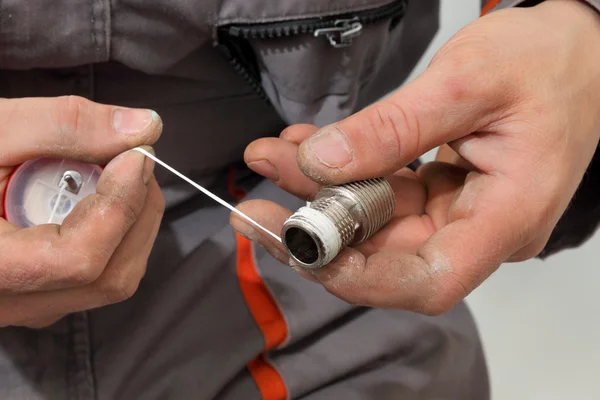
top-left (3, 158), bottom-right (101, 228)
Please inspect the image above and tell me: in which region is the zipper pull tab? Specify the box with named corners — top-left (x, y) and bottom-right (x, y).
top-left (314, 17), bottom-right (363, 48)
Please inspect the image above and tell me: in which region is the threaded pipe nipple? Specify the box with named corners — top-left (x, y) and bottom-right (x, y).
top-left (281, 178), bottom-right (395, 269)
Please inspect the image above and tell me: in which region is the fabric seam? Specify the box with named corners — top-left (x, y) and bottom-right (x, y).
top-left (214, 0), bottom-right (397, 39)
top-left (90, 0), bottom-right (98, 53)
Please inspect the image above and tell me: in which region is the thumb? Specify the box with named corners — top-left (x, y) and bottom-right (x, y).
top-left (296, 66), bottom-right (501, 184)
top-left (0, 96), bottom-right (162, 165)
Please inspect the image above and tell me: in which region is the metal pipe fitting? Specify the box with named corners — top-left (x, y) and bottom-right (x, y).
top-left (281, 178), bottom-right (395, 269)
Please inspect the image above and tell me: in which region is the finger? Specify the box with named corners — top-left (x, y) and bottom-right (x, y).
top-left (91, 176), bottom-right (164, 305)
top-left (507, 229), bottom-right (553, 262)
top-left (0, 147), bottom-right (154, 293)
top-left (416, 161), bottom-right (468, 230)
top-left (231, 200), bottom-right (321, 283)
top-left (295, 61), bottom-right (506, 184)
top-left (309, 173), bottom-right (536, 314)
top-left (19, 314), bottom-right (65, 329)
top-left (247, 133), bottom-right (429, 211)
top-left (245, 137), bottom-right (320, 200)
top-left (387, 169), bottom-right (427, 217)
top-left (435, 144), bottom-right (476, 170)
top-left (0, 177), bottom-right (164, 327)
top-left (353, 215), bottom-right (435, 257)
top-left (230, 199), bottom-right (291, 265)
top-left (339, 170), bottom-right (431, 257)
top-left (0, 96), bottom-right (162, 165)
top-left (280, 124), bottom-right (319, 145)
top-left (0, 167), bottom-right (10, 216)
top-left (307, 250), bottom-right (435, 312)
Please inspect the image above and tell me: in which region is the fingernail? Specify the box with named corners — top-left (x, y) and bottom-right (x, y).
top-left (234, 220), bottom-right (260, 243)
top-left (112, 109), bottom-right (155, 135)
top-left (308, 126), bottom-right (353, 168)
top-left (234, 221), bottom-right (289, 264)
top-left (247, 160), bottom-right (280, 182)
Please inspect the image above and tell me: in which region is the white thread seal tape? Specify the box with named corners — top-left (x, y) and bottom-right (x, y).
top-left (292, 206), bottom-right (341, 266)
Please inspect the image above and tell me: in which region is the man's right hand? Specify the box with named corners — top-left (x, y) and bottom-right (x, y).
top-left (0, 96), bottom-right (164, 328)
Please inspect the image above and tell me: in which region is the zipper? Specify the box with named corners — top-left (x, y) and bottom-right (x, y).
top-left (223, 0), bottom-right (407, 47)
top-left (217, 0), bottom-right (408, 101)
top-left (313, 17), bottom-right (364, 49)
top-left (218, 38), bottom-right (270, 102)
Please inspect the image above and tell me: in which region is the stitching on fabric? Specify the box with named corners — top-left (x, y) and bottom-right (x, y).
top-left (70, 312), bottom-right (97, 400)
top-left (216, 0), bottom-right (395, 26)
top-left (98, 0), bottom-right (105, 53)
top-left (103, 0), bottom-right (110, 58)
top-left (90, 0), bottom-right (98, 53)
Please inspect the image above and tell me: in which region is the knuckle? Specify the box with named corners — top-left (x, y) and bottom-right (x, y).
top-left (439, 74), bottom-right (473, 104)
top-left (279, 126), bottom-right (295, 141)
top-left (55, 95), bottom-right (89, 138)
top-left (99, 262), bottom-right (145, 304)
top-left (101, 279), bottom-right (136, 304)
top-left (437, 69), bottom-right (509, 124)
top-left (431, 34), bottom-right (511, 108)
top-left (65, 251), bottom-right (105, 285)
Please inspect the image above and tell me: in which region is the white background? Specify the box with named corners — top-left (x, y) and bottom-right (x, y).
top-left (408, 1), bottom-right (600, 399)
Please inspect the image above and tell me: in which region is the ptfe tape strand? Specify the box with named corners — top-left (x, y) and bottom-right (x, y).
top-left (133, 147), bottom-right (282, 243)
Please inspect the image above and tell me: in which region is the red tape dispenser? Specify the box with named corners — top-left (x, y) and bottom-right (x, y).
top-left (3, 159), bottom-right (102, 228)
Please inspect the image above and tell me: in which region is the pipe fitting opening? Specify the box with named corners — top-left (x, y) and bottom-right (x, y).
top-left (281, 178), bottom-right (395, 269)
top-left (283, 227), bottom-right (320, 266)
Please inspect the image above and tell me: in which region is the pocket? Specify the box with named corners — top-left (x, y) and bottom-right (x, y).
top-left (216, 0), bottom-right (409, 126)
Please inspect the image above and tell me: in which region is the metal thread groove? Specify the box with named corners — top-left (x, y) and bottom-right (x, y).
top-left (310, 197), bottom-right (355, 249)
top-left (343, 178), bottom-right (394, 241)
top-left (282, 178), bottom-right (395, 269)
